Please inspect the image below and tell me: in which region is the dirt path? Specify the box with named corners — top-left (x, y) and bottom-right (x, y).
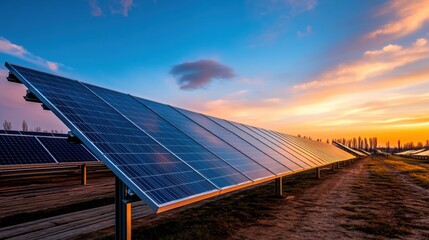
top-left (230, 157), bottom-right (429, 240)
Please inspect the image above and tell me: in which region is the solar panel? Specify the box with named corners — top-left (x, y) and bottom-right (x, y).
top-left (4, 130), bottom-right (21, 135)
top-left (191, 115), bottom-right (302, 174)
top-left (37, 136), bottom-right (98, 163)
top-left (52, 133), bottom-right (68, 137)
top-left (332, 141), bottom-right (366, 157)
top-left (279, 133), bottom-right (353, 161)
top-left (229, 121), bottom-right (317, 168)
top-left (7, 63), bottom-right (218, 212)
top-left (6, 62), bottom-right (357, 213)
top-left (83, 83), bottom-right (251, 189)
top-left (268, 131), bottom-right (337, 163)
top-left (0, 135), bottom-right (57, 165)
top-left (247, 126), bottom-right (326, 165)
top-left (21, 131), bottom-right (54, 137)
top-left (139, 100), bottom-right (276, 181)
top-left (206, 116), bottom-right (304, 172)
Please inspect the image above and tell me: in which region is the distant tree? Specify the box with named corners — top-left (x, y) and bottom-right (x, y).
top-left (326, 139), bottom-right (330, 144)
top-left (22, 120), bottom-right (28, 131)
top-left (35, 126), bottom-right (42, 132)
top-left (398, 140), bottom-right (401, 151)
top-left (373, 137), bottom-right (378, 149)
top-left (417, 142), bottom-right (423, 148)
top-left (3, 120), bottom-right (12, 130)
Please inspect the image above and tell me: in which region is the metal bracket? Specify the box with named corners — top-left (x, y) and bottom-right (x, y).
top-left (67, 131), bottom-right (83, 144)
top-left (6, 72), bottom-right (21, 83)
top-left (24, 90), bottom-right (42, 103)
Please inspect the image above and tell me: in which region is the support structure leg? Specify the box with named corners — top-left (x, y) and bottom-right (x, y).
top-left (115, 177), bottom-right (132, 240)
top-left (81, 164), bottom-right (87, 186)
top-left (315, 167), bottom-right (321, 179)
top-left (275, 177), bottom-right (283, 196)
top-left (331, 164), bottom-right (334, 171)
top-left (336, 162), bottom-right (340, 168)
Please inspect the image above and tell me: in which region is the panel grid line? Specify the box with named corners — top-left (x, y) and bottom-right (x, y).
top-left (202, 114), bottom-right (293, 173)
top-left (129, 95), bottom-right (253, 186)
top-left (79, 82), bottom-right (221, 190)
top-left (172, 107), bottom-right (277, 181)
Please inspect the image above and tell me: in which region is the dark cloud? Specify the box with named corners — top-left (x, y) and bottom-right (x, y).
top-left (170, 59), bottom-right (235, 90)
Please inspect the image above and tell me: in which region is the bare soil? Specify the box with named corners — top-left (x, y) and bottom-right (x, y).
top-left (230, 157), bottom-right (429, 240)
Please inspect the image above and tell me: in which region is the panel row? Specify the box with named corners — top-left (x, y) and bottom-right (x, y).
top-left (6, 62), bottom-right (356, 213)
top-left (0, 134), bottom-right (98, 165)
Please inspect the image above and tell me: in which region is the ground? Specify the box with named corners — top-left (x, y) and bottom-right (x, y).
top-left (1, 156), bottom-right (429, 239)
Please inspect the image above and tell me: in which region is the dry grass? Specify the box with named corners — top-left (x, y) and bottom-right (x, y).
top-left (93, 169), bottom-right (334, 240)
top-left (384, 156), bottom-right (429, 188)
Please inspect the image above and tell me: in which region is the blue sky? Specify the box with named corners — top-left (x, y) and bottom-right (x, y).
top-left (1, 0), bottom-right (428, 145)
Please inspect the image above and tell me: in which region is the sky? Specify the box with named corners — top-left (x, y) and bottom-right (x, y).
top-left (0, 0), bottom-right (428, 146)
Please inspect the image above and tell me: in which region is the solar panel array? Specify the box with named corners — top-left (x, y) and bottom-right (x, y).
top-left (0, 131), bottom-right (98, 165)
top-left (332, 141), bottom-right (367, 157)
top-left (6, 62), bottom-right (356, 213)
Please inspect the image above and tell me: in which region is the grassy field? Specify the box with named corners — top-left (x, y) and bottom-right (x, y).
top-left (384, 155), bottom-right (429, 188)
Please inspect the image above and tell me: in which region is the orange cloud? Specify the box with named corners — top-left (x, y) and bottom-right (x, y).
top-left (369, 0), bottom-right (429, 39)
top-left (293, 38), bottom-right (429, 90)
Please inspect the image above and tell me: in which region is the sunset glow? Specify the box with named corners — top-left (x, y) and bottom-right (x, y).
top-left (0, 0), bottom-right (428, 146)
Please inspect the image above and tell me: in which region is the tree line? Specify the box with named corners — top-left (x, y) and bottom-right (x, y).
top-left (2, 120), bottom-right (62, 133)
top-left (298, 134), bottom-right (429, 153)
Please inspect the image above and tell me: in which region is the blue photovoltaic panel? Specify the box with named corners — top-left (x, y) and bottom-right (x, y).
top-left (270, 131), bottom-right (338, 163)
top-left (250, 126), bottom-right (326, 165)
top-left (52, 133), bottom-right (68, 137)
top-left (207, 116), bottom-right (305, 172)
top-left (0, 135), bottom-right (56, 165)
top-left (261, 129), bottom-right (327, 163)
top-left (21, 131), bottom-right (54, 137)
top-left (84, 83), bottom-right (250, 189)
top-left (5, 130), bottom-right (21, 135)
top-left (171, 106), bottom-right (275, 181)
top-left (6, 62), bottom-right (357, 213)
top-left (7, 63), bottom-right (218, 211)
top-left (279, 132), bottom-right (354, 161)
top-left (37, 136), bottom-right (98, 163)
top-left (137, 99), bottom-right (275, 181)
top-left (229, 122), bottom-right (317, 168)
top-left (186, 113), bottom-right (292, 175)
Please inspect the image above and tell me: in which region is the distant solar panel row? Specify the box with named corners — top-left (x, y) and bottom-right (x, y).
top-left (6, 62), bottom-right (356, 213)
top-left (332, 141), bottom-right (367, 157)
top-left (0, 130), bottom-right (67, 137)
top-left (0, 133), bottom-right (98, 165)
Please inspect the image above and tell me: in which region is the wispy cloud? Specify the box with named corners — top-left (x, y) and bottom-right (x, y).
top-left (170, 59), bottom-right (235, 90)
top-left (293, 38), bottom-right (429, 90)
top-left (89, 0), bottom-right (102, 16)
top-left (0, 37), bottom-right (61, 71)
top-left (297, 25), bottom-right (312, 37)
top-left (250, 0), bottom-right (317, 46)
top-left (89, 0), bottom-right (134, 17)
top-left (369, 0), bottom-right (429, 39)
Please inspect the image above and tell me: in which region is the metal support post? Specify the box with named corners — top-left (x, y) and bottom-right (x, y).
top-left (336, 162), bottom-right (340, 168)
top-left (275, 177), bottom-right (283, 196)
top-left (331, 164), bottom-right (334, 171)
top-left (315, 167), bottom-right (321, 179)
top-left (115, 177), bottom-right (132, 240)
top-left (81, 164), bottom-right (87, 185)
